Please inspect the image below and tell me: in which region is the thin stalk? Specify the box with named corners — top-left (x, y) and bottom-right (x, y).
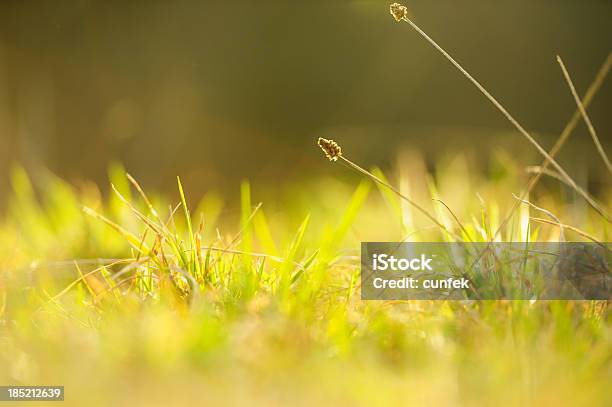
top-left (392, 6), bottom-right (610, 222)
top-left (557, 55), bottom-right (612, 175)
top-left (339, 155), bottom-right (463, 241)
top-left (495, 53), bottom-right (611, 237)
top-left (512, 194), bottom-right (565, 242)
top-left (435, 199), bottom-right (474, 242)
top-left (530, 217), bottom-right (609, 250)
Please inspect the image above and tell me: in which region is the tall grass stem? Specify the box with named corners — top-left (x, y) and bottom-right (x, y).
top-left (392, 4), bottom-right (610, 222)
top-left (557, 55), bottom-right (612, 175)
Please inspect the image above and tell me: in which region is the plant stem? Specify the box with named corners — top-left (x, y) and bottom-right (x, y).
top-left (557, 55), bottom-right (612, 176)
top-left (395, 13), bottom-right (610, 222)
top-left (339, 155), bottom-right (463, 241)
top-left (494, 53), bottom-right (611, 238)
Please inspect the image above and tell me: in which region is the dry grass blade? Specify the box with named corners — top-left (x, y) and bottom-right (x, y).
top-left (43, 258), bottom-right (135, 304)
top-left (525, 166), bottom-right (570, 187)
top-left (512, 194), bottom-right (565, 241)
top-left (201, 246), bottom-right (308, 273)
top-left (435, 199), bottom-right (473, 242)
top-left (389, 3), bottom-right (610, 222)
top-left (530, 217), bottom-right (608, 251)
top-left (126, 173), bottom-right (163, 222)
top-left (74, 260), bottom-right (99, 299)
top-left (557, 55), bottom-right (612, 175)
top-left (83, 206), bottom-right (149, 253)
top-left (495, 53), bottom-right (612, 237)
top-left (111, 183), bottom-right (163, 235)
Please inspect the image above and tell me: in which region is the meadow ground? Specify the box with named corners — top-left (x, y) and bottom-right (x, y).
top-left (0, 2), bottom-right (610, 406)
top-left (1, 155), bottom-right (610, 406)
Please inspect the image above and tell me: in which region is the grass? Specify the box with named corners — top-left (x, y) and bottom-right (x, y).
top-left (557, 56), bottom-right (612, 176)
top-left (1, 3), bottom-right (611, 405)
top-left (389, 2), bottom-right (610, 223)
top-left (1, 159), bottom-right (610, 406)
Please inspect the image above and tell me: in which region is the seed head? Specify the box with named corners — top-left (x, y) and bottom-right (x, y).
top-left (390, 3), bottom-right (408, 22)
top-left (317, 137), bottom-right (342, 162)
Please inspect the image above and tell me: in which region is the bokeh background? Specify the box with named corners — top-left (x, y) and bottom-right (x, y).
top-left (0, 0), bottom-right (610, 208)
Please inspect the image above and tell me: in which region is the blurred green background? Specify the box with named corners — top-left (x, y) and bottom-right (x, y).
top-left (1, 4), bottom-right (611, 405)
top-left (0, 0), bottom-right (610, 206)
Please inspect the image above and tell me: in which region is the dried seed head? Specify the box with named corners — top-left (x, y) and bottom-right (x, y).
top-left (389, 3), bottom-right (408, 22)
top-left (317, 137), bottom-right (342, 162)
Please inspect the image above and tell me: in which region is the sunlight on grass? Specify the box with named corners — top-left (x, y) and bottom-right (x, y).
top-left (1, 155), bottom-right (610, 405)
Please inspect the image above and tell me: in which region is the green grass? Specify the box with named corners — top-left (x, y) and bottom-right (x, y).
top-left (1, 158), bottom-right (610, 406)
top-left (0, 4), bottom-right (610, 405)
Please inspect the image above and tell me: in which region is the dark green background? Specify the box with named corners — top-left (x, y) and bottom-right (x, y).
top-left (0, 0), bottom-right (610, 202)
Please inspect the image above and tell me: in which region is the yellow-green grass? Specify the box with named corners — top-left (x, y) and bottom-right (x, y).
top-left (1, 158), bottom-right (610, 406)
